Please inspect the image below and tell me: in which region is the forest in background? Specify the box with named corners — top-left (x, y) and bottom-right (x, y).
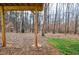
top-left (0, 3), bottom-right (79, 34)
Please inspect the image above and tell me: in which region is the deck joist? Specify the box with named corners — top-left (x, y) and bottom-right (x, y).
top-left (0, 3), bottom-right (43, 11)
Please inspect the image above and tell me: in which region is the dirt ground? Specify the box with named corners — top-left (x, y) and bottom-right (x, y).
top-left (0, 32), bottom-right (78, 55)
top-left (46, 33), bottom-right (79, 39)
top-left (0, 32), bottom-right (61, 55)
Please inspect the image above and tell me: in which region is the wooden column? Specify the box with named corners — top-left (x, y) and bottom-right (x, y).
top-left (32, 11), bottom-right (39, 48)
top-left (34, 11), bottom-right (38, 48)
top-left (1, 6), bottom-right (6, 47)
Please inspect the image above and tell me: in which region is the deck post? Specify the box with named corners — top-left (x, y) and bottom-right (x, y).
top-left (32, 11), bottom-right (39, 48)
top-left (35, 11), bottom-right (38, 48)
top-left (1, 6), bottom-right (6, 47)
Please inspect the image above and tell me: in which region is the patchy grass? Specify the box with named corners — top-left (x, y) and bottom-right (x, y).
top-left (48, 37), bottom-right (79, 55)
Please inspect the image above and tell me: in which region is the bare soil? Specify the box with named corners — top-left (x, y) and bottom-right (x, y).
top-left (0, 32), bottom-right (61, 55)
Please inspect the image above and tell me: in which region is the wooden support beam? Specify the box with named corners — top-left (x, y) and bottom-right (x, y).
top-left (32, 11), bottom-right (39, 48)
top-left (34, 11), bottom-right (38, 48)
top-left (0, 5), bottom-right (43, 11)
top-left (1, 6), bottom-right (6, 47)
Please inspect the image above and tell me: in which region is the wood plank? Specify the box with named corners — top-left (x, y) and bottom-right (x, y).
top-left (1, 6), bottom-right (6, 47)
top-left (0, 3), bottom-right (43, 11)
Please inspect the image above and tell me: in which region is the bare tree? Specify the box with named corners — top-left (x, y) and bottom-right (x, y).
top-left (47, 3), bottom-right (50, 32)
top-left (58, 3), bottom-right (61, 33)
top-left (42, 3), bottom-right (47, 36)
top-left (53, 3), bottom-right (58, 33)
top-left (21, 11), bottom-right (24, 33)
top-left (65, 3), bottom-right (70, 33)
top-left (74, 4), bottom-right (79, 34)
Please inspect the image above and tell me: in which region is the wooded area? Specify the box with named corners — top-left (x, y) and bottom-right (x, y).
top-left (1, 3), bottom-right (79, 34)
top-left (0, 3), bottom-right (79, 55)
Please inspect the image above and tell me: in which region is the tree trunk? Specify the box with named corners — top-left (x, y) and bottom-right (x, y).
top-left (74, 13), bottom-right (78, 34)
top-left (53, 3), bottom-right (58, 33)
top-left (42, 3), bottom-right (47, 36)
top-left (21, 11), bottom-right (24, 33)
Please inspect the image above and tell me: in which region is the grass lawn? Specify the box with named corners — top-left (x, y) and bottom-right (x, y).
top-left (48, 37), bottom-right (79, 55)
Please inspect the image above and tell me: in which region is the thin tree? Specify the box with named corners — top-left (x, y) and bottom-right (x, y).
top-left (74, 4), bottom-right (78, 34)
top-left (47, 3), bottom-right (50, 32)
top-left (21, 11), bottom-right (24, 33)
top-left (58, 3), bottom-right (61, 33)
top-left (65, 3), bottom-right (70, 33)
top-left (42, 3), bottom-right (47, 36)
top-left (53, 3), bottom-right (58, 33)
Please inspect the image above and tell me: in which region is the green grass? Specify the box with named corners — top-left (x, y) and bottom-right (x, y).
top-left (48, 37), bottom-right (79, 55)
